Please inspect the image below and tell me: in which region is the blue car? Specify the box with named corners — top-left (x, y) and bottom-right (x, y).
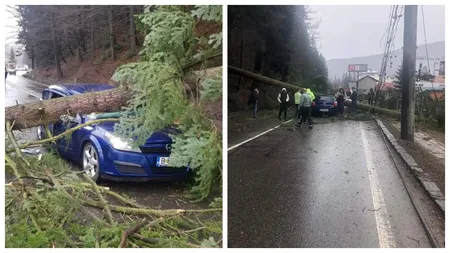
top-left (311, 95), bottom-right (338, 117)
top-left (37, 84), bottom-right (190, 182)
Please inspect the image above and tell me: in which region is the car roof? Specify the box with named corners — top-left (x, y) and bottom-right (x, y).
top-left (47, 83), bottom-right (116, 96)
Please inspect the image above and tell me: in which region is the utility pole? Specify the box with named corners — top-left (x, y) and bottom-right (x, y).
top-left (401, 5), bottom-right (417, 142)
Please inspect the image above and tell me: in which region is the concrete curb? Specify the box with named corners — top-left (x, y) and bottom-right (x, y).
top-left (375, 118), bottom-right (445, 214)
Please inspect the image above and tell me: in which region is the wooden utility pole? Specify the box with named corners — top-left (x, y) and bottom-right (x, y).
top-left (400, 5), bottom-right (417, 141)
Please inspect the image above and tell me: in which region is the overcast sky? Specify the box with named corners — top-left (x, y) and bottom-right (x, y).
top-left (310, 5), bottom-right (445, 60)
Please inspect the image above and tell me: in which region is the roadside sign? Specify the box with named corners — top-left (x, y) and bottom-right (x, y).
top-left (348, 64), bottom-right (368, 72)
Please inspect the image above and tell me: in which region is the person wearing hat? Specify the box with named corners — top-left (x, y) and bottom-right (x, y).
top-left (277, 88), bottom-right (289, 121)
top-left (296, 88), bottom-right (313, 129)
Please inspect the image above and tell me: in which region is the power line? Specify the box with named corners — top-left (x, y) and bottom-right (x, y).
top-left (420, 5), bottom-right (439, 102)
top-left (373, 5), bottom-right (403, 109)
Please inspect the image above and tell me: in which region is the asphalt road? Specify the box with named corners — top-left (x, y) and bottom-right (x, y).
top-left (228, 119), bottom-right (432, 248)
top-left (5, 72), bottom-right (44, 106)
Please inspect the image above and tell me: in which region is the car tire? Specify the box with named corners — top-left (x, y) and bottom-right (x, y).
top-left (82, 142), bottom-right (101, 182)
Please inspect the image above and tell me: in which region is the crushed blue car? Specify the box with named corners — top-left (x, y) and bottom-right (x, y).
top-left (37, 84), bottom-right (190, 182)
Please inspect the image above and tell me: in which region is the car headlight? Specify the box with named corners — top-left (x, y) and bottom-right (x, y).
top-left (105, 132), bottom-right (141, 153)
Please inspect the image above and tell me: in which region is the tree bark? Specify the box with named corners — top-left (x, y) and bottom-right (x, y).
top-left (6, 87), bottom-right (129, 131)
top-left (108, 7), bottom-right (116, 60)
top-left (229, 65), bottom-right (300, 92)
top-left (51, 10), bottom-right (63, 80)
top-left (129, 6), bottom-right (136, 55)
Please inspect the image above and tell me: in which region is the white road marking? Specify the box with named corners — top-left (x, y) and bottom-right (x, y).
top-left (228, 119), bottom-right (294, 151)
top-left (360, 122), bottom-right (396, 248)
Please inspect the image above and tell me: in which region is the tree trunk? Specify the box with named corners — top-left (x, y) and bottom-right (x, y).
top-left (51, 11), bottom-right (63, 81)
top-left (90, 7), bottom-right (95, 58)
top-left (108, 7), bottom-right (116, 60)
top-left (6, 87), bottom-right (129, 131)
top-left (31, 46), bottom-right (35, 70)
top-left (6, 68), bottom-right (219, 130)
top-left (63, 27), bottom-right (75, 56)
top-left (229, 65), bottom-right (300, 92)
top-left (129, 6), bottom-right (136, 55)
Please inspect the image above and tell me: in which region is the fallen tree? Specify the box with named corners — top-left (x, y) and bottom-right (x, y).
top-left (5, 67), bottom-right (221, 131)
top-left (230, 65), bottom-right (401, 117)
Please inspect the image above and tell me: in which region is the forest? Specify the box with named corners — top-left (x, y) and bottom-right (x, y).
top-left (228, 5), bottom-right (329, 111)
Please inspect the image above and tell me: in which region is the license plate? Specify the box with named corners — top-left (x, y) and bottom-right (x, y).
top-left (157, 157), bottom-right (170, 167)
top-left (320, 109), bottom-right (329, 112)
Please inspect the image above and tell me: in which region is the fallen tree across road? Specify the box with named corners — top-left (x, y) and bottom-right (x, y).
top-left (5, 67), bottom-right (221, 131)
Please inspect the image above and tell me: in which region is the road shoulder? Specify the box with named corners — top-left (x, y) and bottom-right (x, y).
top-left (376, 117), bottom-right (445, 214)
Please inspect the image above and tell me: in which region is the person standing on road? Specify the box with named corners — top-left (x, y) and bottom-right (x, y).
top-left (5, 67), bottom-right (8, 80)
top-left (367, 88), bottom-right (375, 105)
top-left (294, 88), bottom-right (301, 119)
top-left (247, 88), bottom-right (260, 118)
top-left (252, 88), bottom-right (260, 118)
top-left (277, 88), bottom-right (289, 121)
top-left (335, 88), bottom-right (345, 116)
top-left (296, 88), bottom-right (313, 129)
top-left (351, 87), bottom-right (358, 115)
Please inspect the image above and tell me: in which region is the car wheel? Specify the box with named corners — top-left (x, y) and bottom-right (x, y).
top-left (82, 142), bottom-right (101, 182)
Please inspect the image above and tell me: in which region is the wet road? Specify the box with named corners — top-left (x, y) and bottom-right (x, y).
top-left (5, 72), bottom-right (45, 106)
top-left (228, 120), bottom-right (432, 248)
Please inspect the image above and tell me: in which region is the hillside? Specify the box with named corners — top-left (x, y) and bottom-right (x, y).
top-left (326, 41), bottom-right (445, 79)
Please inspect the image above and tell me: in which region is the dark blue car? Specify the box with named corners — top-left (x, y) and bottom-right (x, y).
top-left (311, 95), bottom-right (338, 117)
top-left (37, 84), bottom-right (190, 182)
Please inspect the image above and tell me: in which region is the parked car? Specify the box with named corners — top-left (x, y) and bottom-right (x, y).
top-left (37, 84), bottom-right (190, 182)
top-left (311, 95), bottom-right (338, 117)
top-left (8, 69), bottom-right (16, 75)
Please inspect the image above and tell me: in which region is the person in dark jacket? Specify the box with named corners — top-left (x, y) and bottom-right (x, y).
top-left (335, 88), bottom-right (345, 116)
top-left (367, 88), bottom-right (375, 105)
top-left (350, 87), bottom-right (358, 115)
top-left (5, 67), bottom-right (8, 80)
top-left (277, 88), bottom-right (289, 121)
top-left (251, 88), bottom-right (260, 118)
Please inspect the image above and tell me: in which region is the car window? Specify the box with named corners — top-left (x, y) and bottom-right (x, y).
top-left (317, 96), bottom-right (335, 101)
top-left (42, 91), bottom-right (51, 100)
top-left (50, 92), bottom-right (63, 99)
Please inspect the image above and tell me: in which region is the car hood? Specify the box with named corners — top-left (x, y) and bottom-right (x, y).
top-left (96, 122), bottom-right (176, 144)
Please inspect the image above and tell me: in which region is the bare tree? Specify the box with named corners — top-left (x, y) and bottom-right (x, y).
top-left (108, 7), bottom-right (116, 60)
top-left (129, 5), bottom-right (136, 55)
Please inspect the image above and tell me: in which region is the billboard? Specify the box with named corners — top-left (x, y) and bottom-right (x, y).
top-left (348, 64), bottom-right (368, 72)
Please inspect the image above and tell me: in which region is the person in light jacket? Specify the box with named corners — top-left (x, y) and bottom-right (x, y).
top-left (277, 88), bottom-right (289, 121)
top-left (294, 88), bottom-right (301, 119)
top-left (296, 88), bottom-right (313, 129)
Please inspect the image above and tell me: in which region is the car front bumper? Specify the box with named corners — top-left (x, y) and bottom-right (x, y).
top-left (100, 144), bottom-right (190, 181)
